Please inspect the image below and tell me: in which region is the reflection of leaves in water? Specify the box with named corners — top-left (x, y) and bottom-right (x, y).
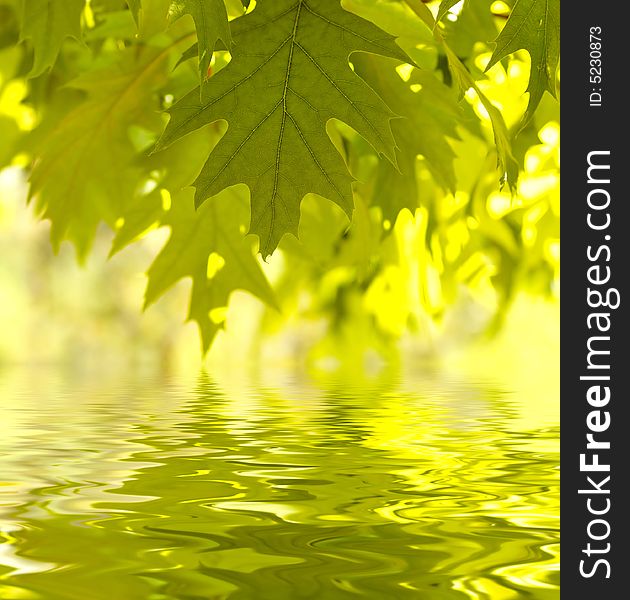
top-left (0, 373), bottom-right (558, 598)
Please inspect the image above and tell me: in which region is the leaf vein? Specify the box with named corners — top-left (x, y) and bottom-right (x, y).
top-left (301, 1), bottom-right (393, 56)
top-left (268, 0), bottom-right (304, 249)
top-left (285, 111), bottom-right (346, 206)
top-left (493, 0), bottom-right (538, 58)
top-left (294, 40), bottom-right (387, 154)
top-left (164, 35), bottom-right (293, 146)
top-left (202, 99), bottom-right (284, 194)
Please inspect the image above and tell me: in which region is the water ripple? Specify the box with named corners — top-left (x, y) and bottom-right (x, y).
top-left (0, 370), bottom-right (559, 599)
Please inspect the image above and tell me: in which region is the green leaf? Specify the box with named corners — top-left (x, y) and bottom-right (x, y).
top-left (126, 0), bottom-right (140, 23)
top-left (90, 0), bottom-right (129, 8)
top-left (0, 2), bottom-right (20, 51)
top-left (131, 0), bottom-right (172, 37)
top-left (19, 0), bottom-right (84, 77)
top-left (170, 0), bottom-right (231, 82)
top-left (126, 0), bottom-right (171, 38)
top-left (402, 0), bottom-right (518, 189)
top-left (334, 192), bottom-right (381, 278)
top-left (442, 0), bottom-right (497, 58)
top-left (401, 0), bottom-right (435, 30)
top-left (354, 55), bottom-right (460, 220)
top-left (486, 0), bottom-right (559, 121)
top-left (444, 44), bottom-right (518, 189)
top-left (343, 0), bottom-right (438, 70)
top-left (145, 188), bottom-right (278, 352)
top-left (28, 42), bottom-right (178, 257)
top-left (280, 194), bottom-right (348, 266)
top-left (86, 6), bottom-right (137, 41)
top-left (156, 0), bottom-right (410, 258)
top-left (111, 125), bottom-right (219, 254)
top-left (436, 0), bottom-right (461, 24)
top-left (110, 188), bottom-right (164, 254)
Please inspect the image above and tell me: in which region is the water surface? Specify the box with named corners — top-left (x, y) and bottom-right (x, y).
top-left (0, 368), bottom-right (559, 599)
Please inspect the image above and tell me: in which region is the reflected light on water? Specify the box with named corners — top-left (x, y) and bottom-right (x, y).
top-left (0, 369), bottom-right (558, 599)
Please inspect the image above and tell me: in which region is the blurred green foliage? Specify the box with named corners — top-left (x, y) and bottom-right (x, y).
top-left (0, 0), bottom-right (559, 359)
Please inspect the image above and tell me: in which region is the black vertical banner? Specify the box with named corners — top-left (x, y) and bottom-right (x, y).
top-left (562, 1), bottom-right (628, 596)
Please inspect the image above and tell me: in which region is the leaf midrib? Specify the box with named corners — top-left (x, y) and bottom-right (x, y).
top-left (268, 0), bottom-right (303, 250)
top-left (169, 0), bottom-right (389, 177)
top-left (493, 0), bottom-right (538, 59)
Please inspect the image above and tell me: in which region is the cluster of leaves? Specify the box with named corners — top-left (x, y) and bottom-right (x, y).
top-left (0, 0), bottom-right (559, 353)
